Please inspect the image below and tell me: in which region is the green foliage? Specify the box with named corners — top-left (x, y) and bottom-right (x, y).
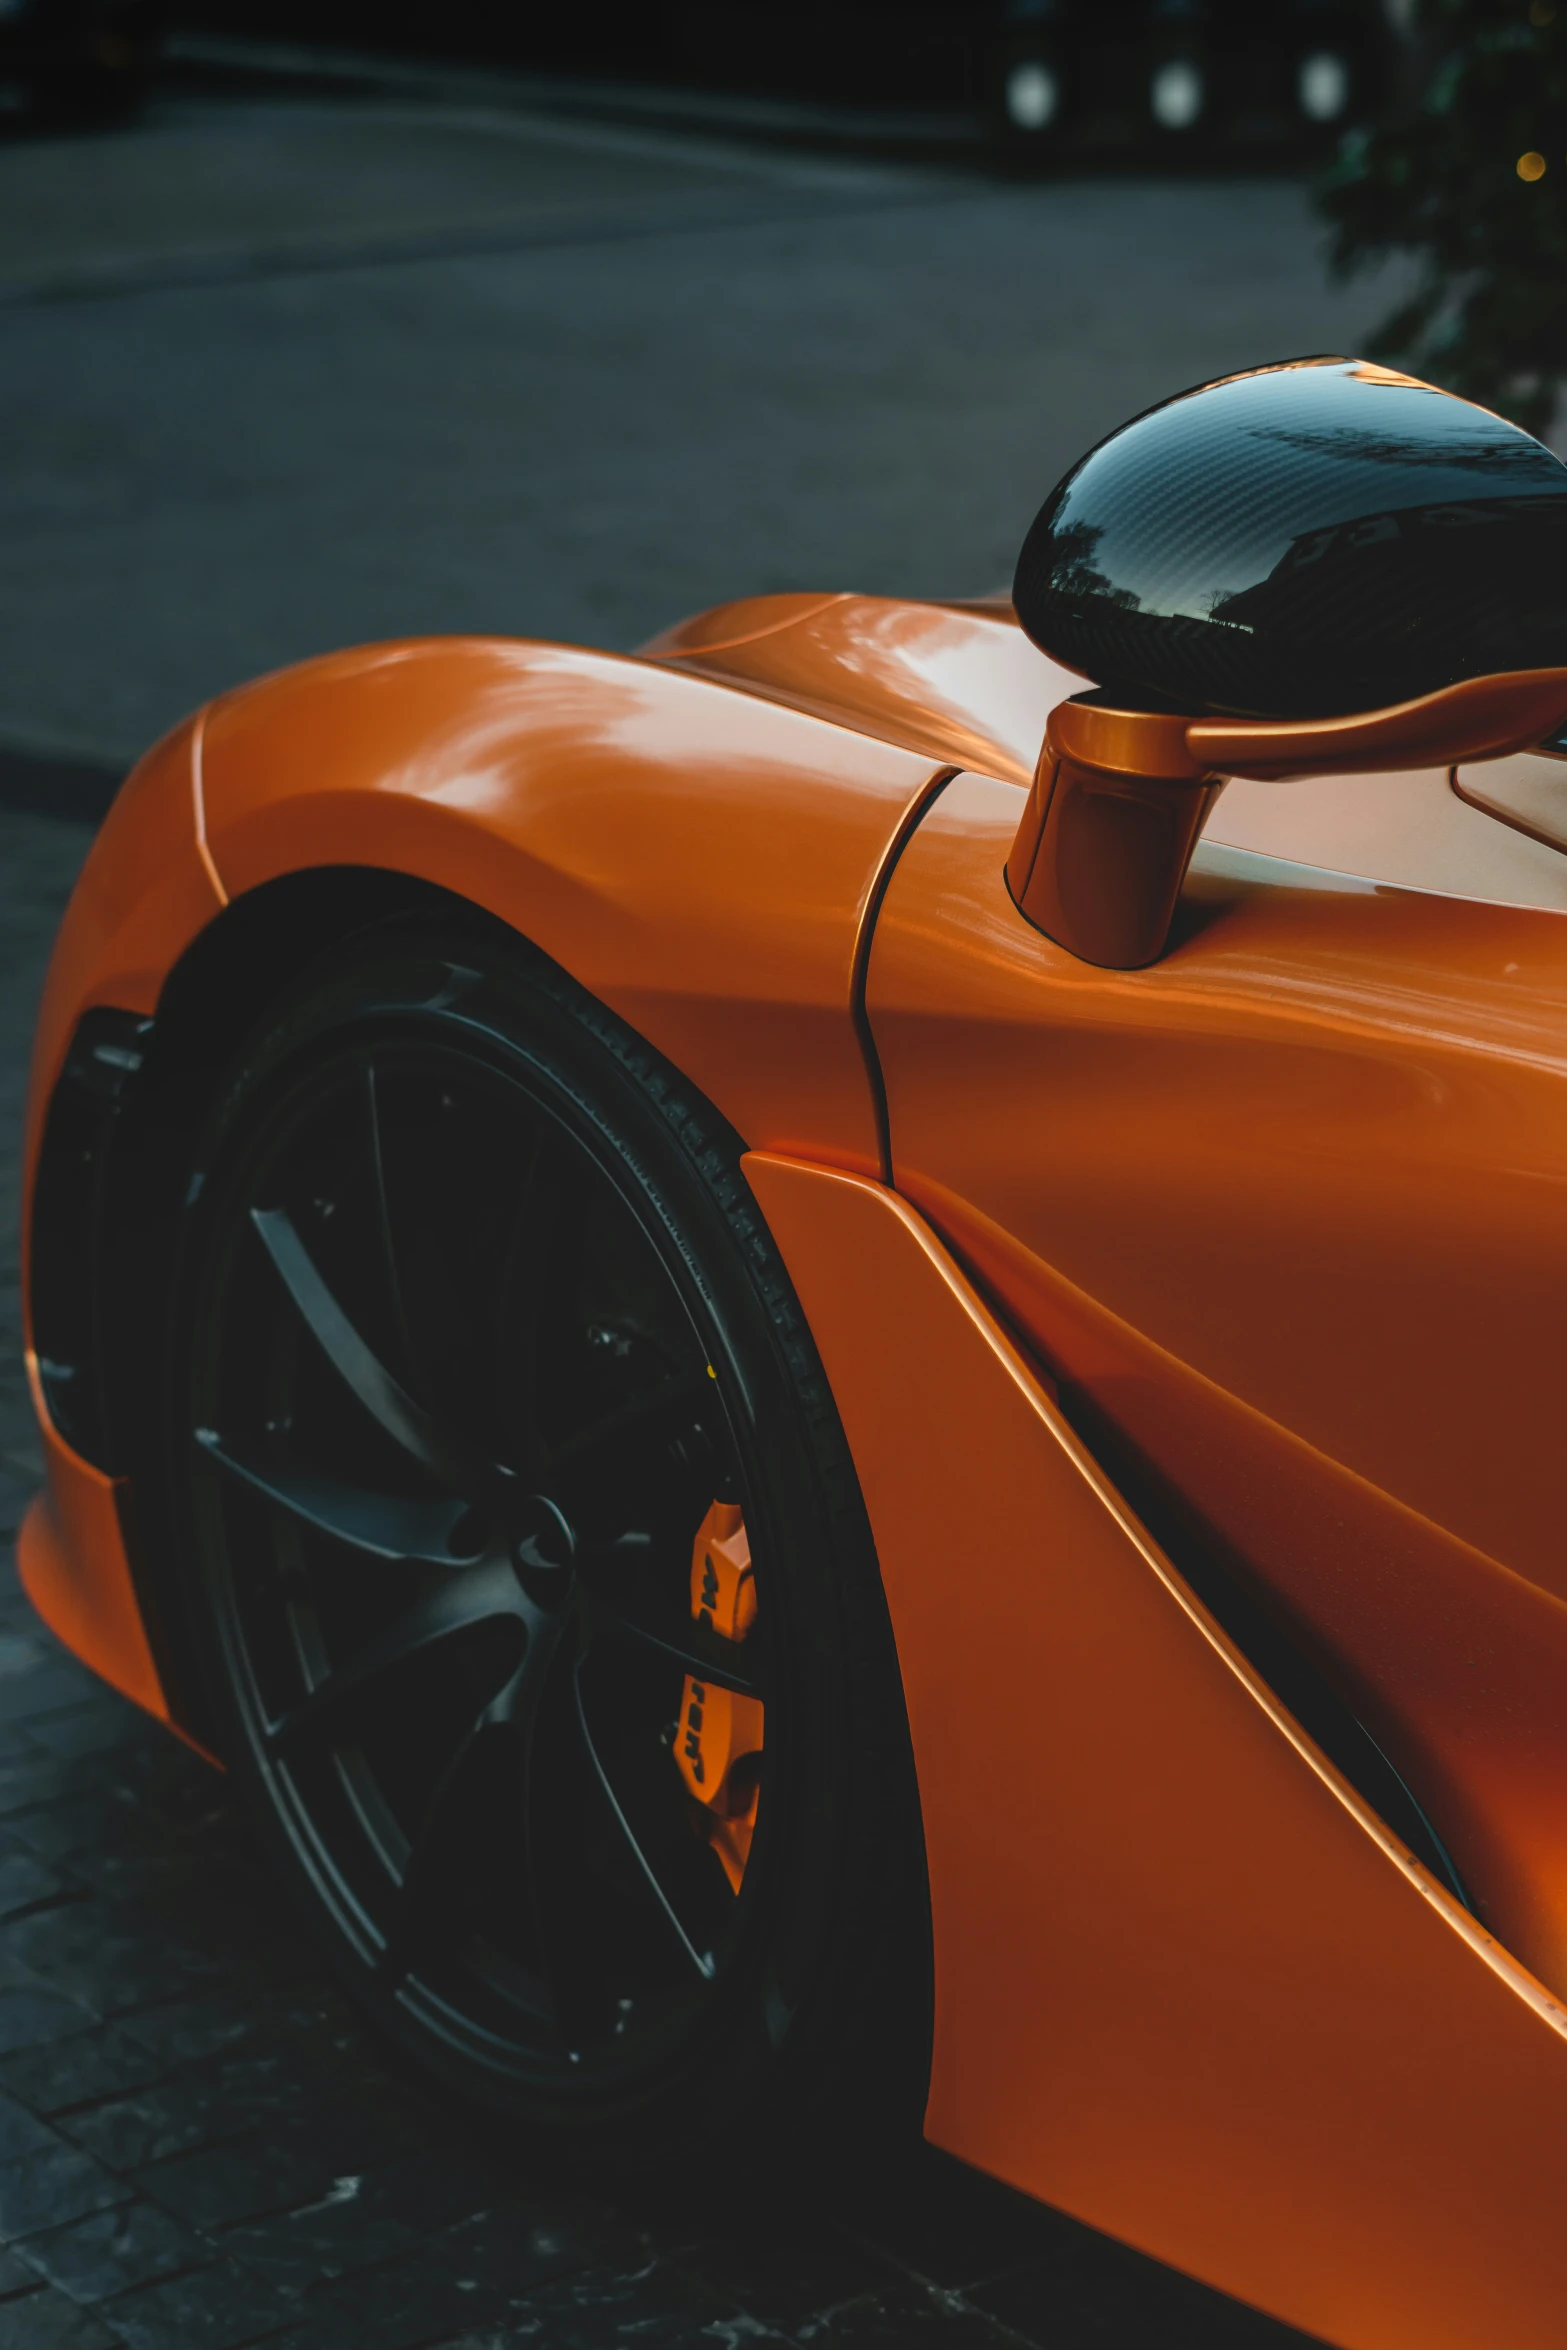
top-left (1318, 1), bottom-right (1567, 436)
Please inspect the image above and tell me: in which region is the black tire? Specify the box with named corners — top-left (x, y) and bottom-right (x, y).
top-left (159, 909), bottom-right (930, 2165)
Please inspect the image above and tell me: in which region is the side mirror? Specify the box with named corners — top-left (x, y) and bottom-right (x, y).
top-left (1009, 358), bottom-right (1567, 967)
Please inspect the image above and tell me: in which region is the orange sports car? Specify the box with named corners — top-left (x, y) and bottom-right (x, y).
top-left (20, 356), bottom-right (1567, 2350)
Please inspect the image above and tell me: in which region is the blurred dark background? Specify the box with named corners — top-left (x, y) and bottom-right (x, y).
top-left (178, 0), bottom-right (1400, 125)
top-left (7, 0), bottom-right (1406, 161)
top-left (0, 0), bottom-right (1429, 773)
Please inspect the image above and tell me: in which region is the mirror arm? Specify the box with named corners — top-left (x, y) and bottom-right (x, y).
top-left (1007, 668), bottom-right (1567, 970)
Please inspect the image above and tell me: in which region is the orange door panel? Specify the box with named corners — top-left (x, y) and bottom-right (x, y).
top-left (867, 772), bottom-right (1567, 1995)
top-left (744, 1152), bottom-right (1567, 2350)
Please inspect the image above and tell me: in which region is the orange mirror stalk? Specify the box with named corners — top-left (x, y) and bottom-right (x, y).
top-left (1008, 667), bottom-right (1567, 969)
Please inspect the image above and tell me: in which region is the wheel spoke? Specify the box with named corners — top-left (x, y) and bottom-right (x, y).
top-left (377, 1706), bottom-right (492, 1986)
top-left (250, 1206), bottom-right (488, 1503)
top-left (364, 1060), bottom-right (417, 1385)
top-left (213, 1027), bottom-right (756, 2069)
top-left (576, 1542), bottom-right (762, 1696)
top-left (572, 1664), bottom-right (714, 1981)
top-left (505, 1600), bottom-right (570, 1753)
top-left (268, 1565), bottom-right (524, 1757)
top-left (194, 1429), bottom-right (486, 1567)
top-left (492, 1136), bottom-right (580, 1482)
top-left (365, 1058), bottom-right (510, 1457)
top-left (551, 1370), bottom-right (713, 1475)
top-left (378, 1679), bottom-right (558, 2040)
top-left (509, 1613), bottom-right (578, 2040)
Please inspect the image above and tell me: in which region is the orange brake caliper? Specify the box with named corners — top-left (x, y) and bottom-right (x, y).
top-left (673, 1500), bottom-right (763, 1893)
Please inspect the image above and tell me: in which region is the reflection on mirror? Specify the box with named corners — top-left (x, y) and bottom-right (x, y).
top-left (1014, 357), bottom-right (1567, 720)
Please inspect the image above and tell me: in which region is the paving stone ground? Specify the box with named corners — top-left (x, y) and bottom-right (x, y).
top-left (0, 788), bottom-right (1326, 2349)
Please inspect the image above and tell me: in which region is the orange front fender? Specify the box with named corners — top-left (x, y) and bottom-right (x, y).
top-left (20, 636), bottom-right (942, 1731)
top-left (198, 636), bottom-right (945, 1174)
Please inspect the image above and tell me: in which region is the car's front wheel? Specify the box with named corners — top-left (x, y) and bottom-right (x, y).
top-left (160, 911), bottom-right (930, 2163)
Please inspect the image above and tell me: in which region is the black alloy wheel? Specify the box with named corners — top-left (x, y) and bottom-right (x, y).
top-left (162, 913), bottom-right (929, 2157)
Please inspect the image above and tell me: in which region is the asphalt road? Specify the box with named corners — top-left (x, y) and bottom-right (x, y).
top-left (0, 53), bottom-right (1405, 2348)
top-left (0, 56), bottom-right (1405, 765)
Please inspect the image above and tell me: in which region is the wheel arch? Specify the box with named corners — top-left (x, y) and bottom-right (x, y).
top-left (74, 830), bottom-right (867, 1744)
top-left (197, 635), bottom-right (942, 1180)
top-left (25, 632), bottom-right (945, 1739)
top-left (144, 904), bottom-right (934, 2153)
top-left (85, 864), bottom-right (484, 1744)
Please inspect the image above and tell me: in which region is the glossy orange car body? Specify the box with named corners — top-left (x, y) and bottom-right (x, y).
top-left (21, 586), bottom-right (1567, 2350)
